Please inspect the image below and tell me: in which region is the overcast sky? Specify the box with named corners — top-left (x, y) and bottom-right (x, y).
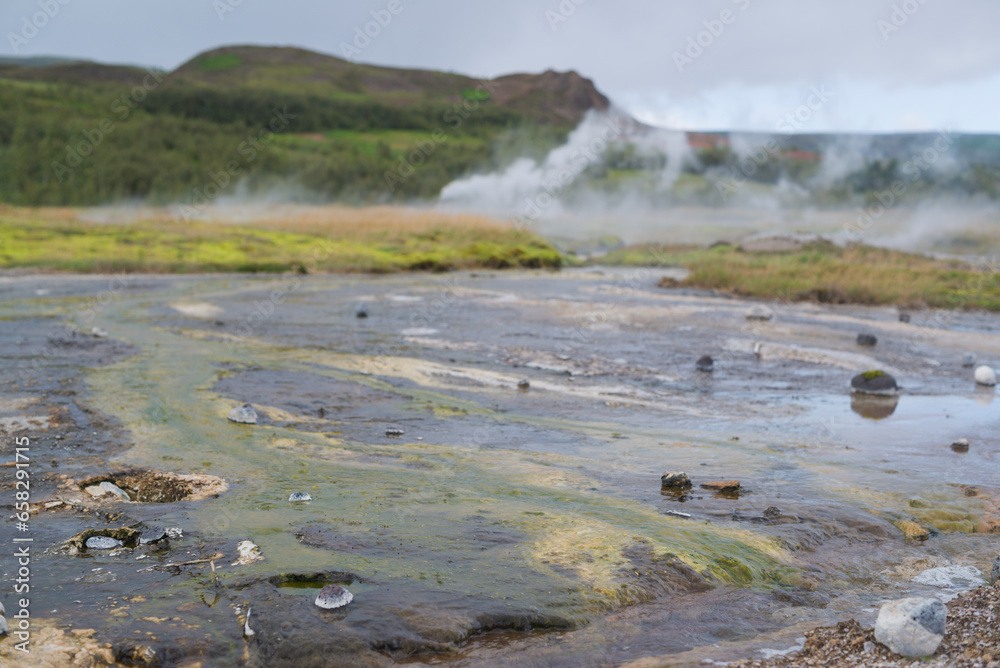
top-left (4, 0), bottom-right (999, 133)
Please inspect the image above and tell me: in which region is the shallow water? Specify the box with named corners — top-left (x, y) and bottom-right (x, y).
top-left (1, 269), bottom-right (998, 666)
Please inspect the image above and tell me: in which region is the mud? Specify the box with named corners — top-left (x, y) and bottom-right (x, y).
top-left (0, 270), bottom-right (997, 666)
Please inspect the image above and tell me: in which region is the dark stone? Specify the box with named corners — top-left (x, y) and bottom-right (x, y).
top-left (517, 379), bottom-right (530, 390)
top-left (355, 306), bottom-right (368, 319)
top-left (950, 438), bottom-right (970, 453)
top-left (763, 506), bottom-right (781, 519)
top-left (385, 428), bottom-right (404, 436)
top-left (139, 526), bottom-right (167, 545)
top-left (660, 471), bottom-right (691, 489)
top-left (696, 355), bottom-right (714, 372)
top-left (899, 313), bottom-right (911, 323)
top-left (857, 333), bottom-right (878, 346)
top-left (850, 370), bottom-right (898, 396)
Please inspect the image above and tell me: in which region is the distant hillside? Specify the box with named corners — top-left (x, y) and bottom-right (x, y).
top-left (0, 45), bottom-right (614, 206)
top-left (0, 45), bottom-right (997, 209)
top-left (166, 46), bottom-right (609, 126)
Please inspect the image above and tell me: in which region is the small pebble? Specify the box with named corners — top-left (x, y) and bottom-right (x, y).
top-left (701, 480), bottom-right (741, 493)
top-left (695, 355), bottom-right (714, 372)
top-left (0, 615), bottom-right (6, 636)
top-left (962, 353), bottom-right (976, 368)
top-left (517, 379), bottom-right (530, 390)
top-left (951, 438), bottom-right (970, 453)
top-left (86, 536), bottom-right (124, 550)
top-left (665, 510), bottom-right (691, 518)
top-left (139, 526), bottom-right (166, 545)
top-left (385, 428), bottom-right (404, 436)
top-left (856, 333), bottom-right (877, 346)
top-left (660, 471), bottom-right (692, 489)
top-left (165, 527), bottom-right (183, 539)
top-left (91, 327), bottom-right (108, 338)
top-left (356, 305), bottom-right (368, 319)
top-left (898, 313), bottom-right (911, 323)
top-left (746, 306), bottom-right (773, 321)
top-left (315, 584), bottom-right (354, 609)
top-left (232, 540), bottom-right (264, 566)
top-left (228, 403), bottom-right (259, 424)
top-left (244, 607), bottom-right (255, 638)
top-left (99, 481), bottom-right (131, 501)
top-left (288, 492), bottom-right (312, 502)
top-left (763, 506), bottom-right (782, 519)
top-left (974, 365), bottom-right (997, 386)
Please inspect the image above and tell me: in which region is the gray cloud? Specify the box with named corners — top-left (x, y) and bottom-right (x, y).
top-left (3, 0), bottom-right (998, 131)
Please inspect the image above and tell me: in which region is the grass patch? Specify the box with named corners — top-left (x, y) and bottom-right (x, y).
top-left (0, 206), bottom-right (562, 274)
top-left (198, 54), bottom-right (242, 71)
top-left (461, 88), bottom-right (491, 102)
top-left (601, 241), bottom-right (1000, 311)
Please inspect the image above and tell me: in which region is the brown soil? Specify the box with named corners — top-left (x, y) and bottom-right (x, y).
top-left (74, 468), bottom-right (228, 503)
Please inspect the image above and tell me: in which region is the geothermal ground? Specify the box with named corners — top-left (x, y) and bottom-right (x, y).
top-left (0, 268), bottom-right (998, 666)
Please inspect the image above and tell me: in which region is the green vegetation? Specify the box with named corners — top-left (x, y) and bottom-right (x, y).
top-left (602, 241), bottom-right (1000, 311)
top-left (461, 88), bottom-right (491, 102)
top-left (198, 54), bottom-right (242, 71)
top-left (0, 45), bottom-right (578, 207)
top-left (0, 209), bottom-right (563, 273)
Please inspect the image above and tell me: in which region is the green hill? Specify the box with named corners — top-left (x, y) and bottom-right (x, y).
top-left (0, 46), bottom-right (609, 206)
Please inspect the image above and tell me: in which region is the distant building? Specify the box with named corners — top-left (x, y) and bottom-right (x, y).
top-left (686, 132), bottom-right (730, 150)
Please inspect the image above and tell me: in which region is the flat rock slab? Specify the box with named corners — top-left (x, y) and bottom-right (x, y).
top-left (700, 480), bottom-right (741, 492)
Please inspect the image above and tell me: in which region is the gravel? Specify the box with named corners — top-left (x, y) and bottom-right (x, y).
top-left (731, 580), bottom-right (1000, 667)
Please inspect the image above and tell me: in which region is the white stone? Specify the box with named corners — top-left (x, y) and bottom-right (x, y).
top-left (228, 403), bottom-right (259, 424)
top-left (874, 597), bottom-right (946, 658)
top-left (86, 536), bottom-right (124, 550)
top-left (99, 481), bottom-right (131, 501)
top-left (912, 565), bottom-right (984, 590)
top-left (243, 607), bottom-right (255, 638)
top-left (314, 584), bottom-right (353, 610)
top-left (974, 365), bottom-right (997, 386)
top-left (232, 540), bottom-right (264, 566)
